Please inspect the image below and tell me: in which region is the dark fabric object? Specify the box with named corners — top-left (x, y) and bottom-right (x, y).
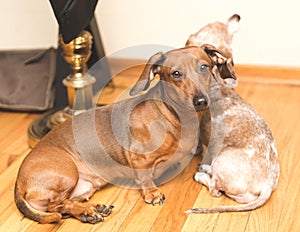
top-left (0, 48), bottom-right (56, 111)
top-left (49, 0), bottom-right (98, 43)
top-left (53, 45), bottom-right (70, 108)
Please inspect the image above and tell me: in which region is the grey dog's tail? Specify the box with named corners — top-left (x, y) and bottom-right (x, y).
top-left (14, 183), bottom-right (62, 223)
top-left (185, 186), bottom-right (273, 214)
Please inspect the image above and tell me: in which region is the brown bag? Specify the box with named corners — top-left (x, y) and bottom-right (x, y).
top-left (0, 48), bottom-right (56, 111)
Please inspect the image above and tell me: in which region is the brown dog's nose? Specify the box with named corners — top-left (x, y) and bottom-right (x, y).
top-left (193, 95), bottom-right (208, 111)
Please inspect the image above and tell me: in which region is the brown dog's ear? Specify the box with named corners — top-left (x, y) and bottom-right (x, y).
top-left (201, 44), bottom-right (237, 88)
top-left (130, 52), bottom-right (164, 96)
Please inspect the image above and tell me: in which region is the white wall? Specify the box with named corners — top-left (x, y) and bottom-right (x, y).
top-left (0, 1), bottom-right (58, 49)
top-left (1, 0), bottom-right (300, 67)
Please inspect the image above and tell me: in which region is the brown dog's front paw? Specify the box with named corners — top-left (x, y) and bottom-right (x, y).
top-left (143, 187), bottom-right (165, 205)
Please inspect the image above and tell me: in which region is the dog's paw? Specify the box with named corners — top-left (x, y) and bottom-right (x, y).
top-left (198, 164), bottom-right (212, 174)
top-left (80, 213), bottom-right (104, 224)
top-left (143, 187), bottom-right (165, 205)
top-left (80, 205), bottom-right (114, 224)
top-left (194, 171), bottom-right (207, 182)
top-left (96, 204), bottom-right (114, 217)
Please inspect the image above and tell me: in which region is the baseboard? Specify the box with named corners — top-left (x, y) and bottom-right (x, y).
top-left (235, 64), bottom-right (300, 85)
top-left (107, 58), bottom-right (300, 85)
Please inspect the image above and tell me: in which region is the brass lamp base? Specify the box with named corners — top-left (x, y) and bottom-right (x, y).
top-left (28, 30), bottom-right (95, 148)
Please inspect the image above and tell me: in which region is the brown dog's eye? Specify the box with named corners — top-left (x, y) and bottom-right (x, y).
top-left (171, 70), bottom-right (183, 80)
top-left (199, 64), bottom-right (208, 73)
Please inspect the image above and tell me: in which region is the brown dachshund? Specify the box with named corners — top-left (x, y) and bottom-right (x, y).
top-left (185, 15), bottom-right (280, 213)
top-left (15, 45), bottom-right (227, 223)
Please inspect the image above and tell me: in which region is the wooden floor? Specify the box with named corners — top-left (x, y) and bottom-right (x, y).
top-left (0, 62), bottom-right (300, 232)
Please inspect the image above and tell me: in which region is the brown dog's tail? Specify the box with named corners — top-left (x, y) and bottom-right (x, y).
top-left (14, 184), bottom-right (62, 224)
top-left (185, 186), bottom-right (273, 214)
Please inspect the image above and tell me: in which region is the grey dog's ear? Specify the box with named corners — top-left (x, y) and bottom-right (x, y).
top-left (216, 57), bottom-right (238, 88)
top-left (227, 14), bottom-right (240, 36)
top-left (201, 44), bottom-right (237, 87)
top-left (130, 52), bottom-right (165, 96)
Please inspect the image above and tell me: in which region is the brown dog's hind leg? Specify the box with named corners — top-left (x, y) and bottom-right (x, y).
top-left (15, 147), bottom-right (113, 224)
top-left (48, 200), bottom-right (114, 224)
top-left (44, 171), bottom-right (113, 223)
top-left (194, 168), bottom-right (222, 198)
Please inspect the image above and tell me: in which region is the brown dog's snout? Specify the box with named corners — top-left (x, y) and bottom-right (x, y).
top-left (193, 95), bottom-right (208, 111)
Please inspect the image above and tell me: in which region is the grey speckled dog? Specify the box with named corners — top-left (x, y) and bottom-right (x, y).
top-left (185, 14), bottom-right (280, 213)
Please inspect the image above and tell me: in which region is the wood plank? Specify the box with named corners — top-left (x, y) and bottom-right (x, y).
top-left (149, 157), bottom-right (203, 232)
top-left (0, 113), bottom-right (37, 174)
